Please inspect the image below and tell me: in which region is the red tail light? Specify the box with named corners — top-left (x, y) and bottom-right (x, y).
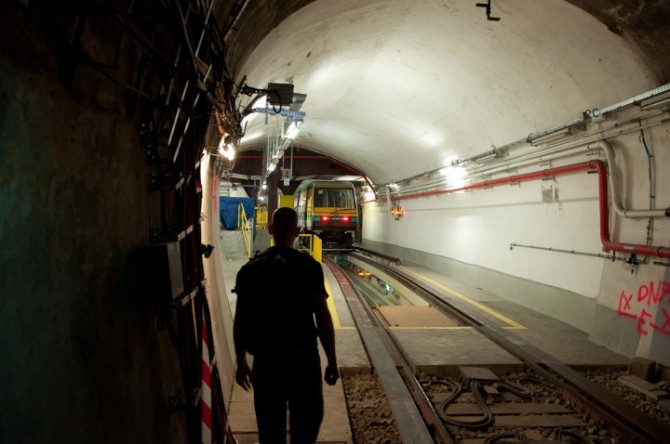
top-left (342, 216), bottom-right (350, 222)
top-left (321, 216), bottom-right (330, 222)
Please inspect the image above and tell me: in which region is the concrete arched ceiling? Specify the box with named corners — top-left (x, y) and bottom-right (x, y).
top-left (226, 0), bottom-right (667, 185)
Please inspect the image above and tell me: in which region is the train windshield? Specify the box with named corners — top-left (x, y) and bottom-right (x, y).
top-left (314, 188), bottom-right (355, 208)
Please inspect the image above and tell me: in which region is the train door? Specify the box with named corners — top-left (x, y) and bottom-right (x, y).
top-left (295, 187), bottom-right (308, 231)
top-left (305, 184), bottom-right (314, 231)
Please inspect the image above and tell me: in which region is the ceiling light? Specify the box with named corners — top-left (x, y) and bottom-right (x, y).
top-left (217, 139), bottom-right (236, 161)
top-left (439, 166), bottom-right (469, 188)
top-left (285, 121), bottom-right (301, 139)
top-left (363, 191), bottom-right (376, 202)
top-left (223, 144), bottom-right (236, 161)
top-left (439, 166), bottom-right (467, 178)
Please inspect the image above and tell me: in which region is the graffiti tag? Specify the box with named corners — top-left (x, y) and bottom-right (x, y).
top-left (617, 280), bottom-right (670, 336)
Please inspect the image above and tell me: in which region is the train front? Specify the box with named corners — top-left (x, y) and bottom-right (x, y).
top-left (297, 180), bottom-right (359, 250)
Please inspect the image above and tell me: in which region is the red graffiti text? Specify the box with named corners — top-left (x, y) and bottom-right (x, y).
top-left (617, 280), bottom-right (670, 336)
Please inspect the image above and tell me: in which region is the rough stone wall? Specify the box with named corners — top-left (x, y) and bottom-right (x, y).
top-left (0, 3), bottom-right (188, 443)
top-left (222, 0), bottom-right (317, 76)
top-left (565, 0), bottom-right (670, 84)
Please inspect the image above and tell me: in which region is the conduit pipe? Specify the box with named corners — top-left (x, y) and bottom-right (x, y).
top-left (391, 160), bottom-right (670, 258)
top-left (591, 140), bottom-right (668, 219)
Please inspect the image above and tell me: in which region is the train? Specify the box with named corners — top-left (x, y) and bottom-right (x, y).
top-left (294, 180), bottom-right (359, 249)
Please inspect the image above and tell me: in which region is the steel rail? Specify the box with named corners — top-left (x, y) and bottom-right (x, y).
top-left (324, 256), bottom-right (452, 444)
top-left (348, 251), bottom-right (670, 444)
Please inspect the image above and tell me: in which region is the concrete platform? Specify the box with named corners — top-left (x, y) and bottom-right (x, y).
top-left (223, 256), bottom-right (369, 444)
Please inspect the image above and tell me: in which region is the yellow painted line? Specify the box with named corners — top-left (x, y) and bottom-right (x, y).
top-left (389, 326), bottom-right (474, 330)
top-left (324, 278), bottom-right (343, 329)
top-left (402, 269), bottom-right (526, 330)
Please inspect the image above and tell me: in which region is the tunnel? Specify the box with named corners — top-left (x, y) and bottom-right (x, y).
top-left (1, 0), bottom-right (670, 442)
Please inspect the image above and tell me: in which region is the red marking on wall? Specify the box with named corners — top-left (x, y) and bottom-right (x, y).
top-left (201, 321), bottom-right (212, 444)
top-left (211, 176), bottom-right (219, 204)
top-left (618, 291), bottom-right (636, 319)
top-left (618, 280), bottom-right (670, 336)
top-left (653, 308), bottom-right (670, 335)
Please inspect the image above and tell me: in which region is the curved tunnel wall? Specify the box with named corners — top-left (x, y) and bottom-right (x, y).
top-left (362, 106), bottom-right (670, 365)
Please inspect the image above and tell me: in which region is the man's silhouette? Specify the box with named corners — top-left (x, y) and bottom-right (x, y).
top-left (234, 207), bottom-right (338, 444)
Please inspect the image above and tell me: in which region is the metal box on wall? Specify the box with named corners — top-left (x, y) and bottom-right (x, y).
top-left (139, 241), bottom-right (184, 301)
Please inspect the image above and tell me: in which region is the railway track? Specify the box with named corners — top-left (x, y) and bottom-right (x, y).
top-left (325, 251), bottom-right (670, 443)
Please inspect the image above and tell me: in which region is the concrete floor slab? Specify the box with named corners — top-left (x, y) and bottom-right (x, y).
top-left (390, 327), bottom-right (524, 377)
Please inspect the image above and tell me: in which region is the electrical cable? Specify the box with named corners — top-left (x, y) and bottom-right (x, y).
top-left (639, 120), bottom-right (656, 247)
top-left (496, 380), bottom-right (532, 398)
top-left (432, 378), bottom-right (495, 429)
top-left (484, 432), bottom-right (521, 443)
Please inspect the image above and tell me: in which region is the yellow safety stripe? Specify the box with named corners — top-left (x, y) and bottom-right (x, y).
top-left (402, 269), bottom-right (526, 330)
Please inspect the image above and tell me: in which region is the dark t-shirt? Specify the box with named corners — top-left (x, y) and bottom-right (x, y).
top-left (234, 245), bottom-right (327, 356)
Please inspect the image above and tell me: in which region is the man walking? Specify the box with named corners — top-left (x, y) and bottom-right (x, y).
top-left (233, 207), bottom-right (339, 444)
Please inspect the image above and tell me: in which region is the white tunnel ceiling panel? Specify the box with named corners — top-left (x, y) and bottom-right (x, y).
top-left (237, 0), bottom-right (655, 184)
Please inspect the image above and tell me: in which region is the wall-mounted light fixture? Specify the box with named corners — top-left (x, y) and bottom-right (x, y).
top-left (639, 91), bottom-right (670, 110)
top-left (217, 135), bottom-right (236, 161)
top-left (390, 206), bottom-right (405, 220)
top-left (439, 165), bottom-right (469, 188)
top-left (284, 119), bottom-right (302, 139)
top-left (528, 127), bottom-right (570, 146)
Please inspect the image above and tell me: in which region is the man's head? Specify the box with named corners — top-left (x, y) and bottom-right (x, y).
top-left (268, 207), bottom-right (300, 246)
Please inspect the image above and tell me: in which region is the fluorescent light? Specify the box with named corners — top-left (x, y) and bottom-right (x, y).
top-left (217, 138), bottom-right (236, 161)
top-left (439, 166), bottom-right (467, 179)
top-left (437, 165), bottom-right (469, 189)
top-left (529, 127), bottom-right (570, 146)
top-left (285, 121), bottom-right (301, 139)
top-left (224, 143), bottom-right (236, 160)
top-left (640, 91), bottom-right (670, 109)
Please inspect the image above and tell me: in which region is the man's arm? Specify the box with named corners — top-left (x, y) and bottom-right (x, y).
top-left (233, 310), bottom-right (252, 390)
top-left (314, 294), bottom-right (339, 385)
top-left (233, 272), bottom-right (253, 391)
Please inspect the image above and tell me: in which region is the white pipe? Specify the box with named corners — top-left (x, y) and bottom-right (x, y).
top-left (388, 139), bottom-right (668, 221)
top-left (591, 140), bottom-right (667, 219)
top-left (472, 139), bottom-right (669, 219)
